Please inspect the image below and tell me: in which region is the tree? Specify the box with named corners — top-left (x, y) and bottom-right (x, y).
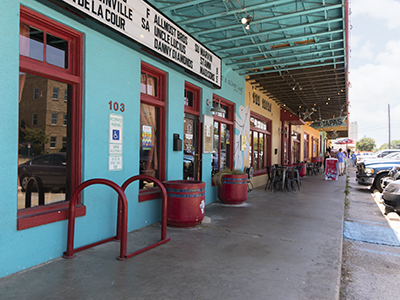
top-left (23, 127), bottom-right (49, 155)
top-left (376, 140), bottom-right (400, 150)
top-left (356, 137), bottom-right (375, 151)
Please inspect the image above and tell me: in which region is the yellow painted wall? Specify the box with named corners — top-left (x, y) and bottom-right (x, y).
top-left (303, 125), bottom-right (320, 160)
top-left (245, 82), bottom-right (281, 188)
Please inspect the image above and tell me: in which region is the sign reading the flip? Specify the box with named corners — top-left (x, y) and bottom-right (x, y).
top-left (109, 113), bottom-right (123, 171)
top-left (59, 0), bottom-right (221, 88)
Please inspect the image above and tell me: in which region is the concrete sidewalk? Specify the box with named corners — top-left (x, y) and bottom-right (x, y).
top-left (0, 173), bottom-right (346, 300)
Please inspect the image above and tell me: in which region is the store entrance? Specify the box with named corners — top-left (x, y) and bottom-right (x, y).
top-left (183, 113), bottom-right (199, 180)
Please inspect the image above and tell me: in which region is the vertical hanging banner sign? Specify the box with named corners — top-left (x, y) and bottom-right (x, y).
top-left (59, 0), bottom-right (222, 88)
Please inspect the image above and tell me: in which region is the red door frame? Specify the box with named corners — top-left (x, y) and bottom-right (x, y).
top-left (138, 62), bottom-right (167, 202)
top-left (212, 95), bottom-right (234, 172)
top-left (184, 82), bottom-right (201, 180)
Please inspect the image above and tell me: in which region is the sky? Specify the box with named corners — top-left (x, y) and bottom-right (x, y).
top-left (348, 0), bottom-right (400, 148)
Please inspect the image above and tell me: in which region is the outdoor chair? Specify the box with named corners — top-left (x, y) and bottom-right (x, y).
top-left (264, 165), bottom-right (273, 191)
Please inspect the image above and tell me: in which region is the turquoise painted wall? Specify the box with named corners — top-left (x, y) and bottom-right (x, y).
top-left (0, 0), bottom-right (245, 278)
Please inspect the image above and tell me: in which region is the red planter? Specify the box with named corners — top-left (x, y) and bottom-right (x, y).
top-left (217, 174), bottom-right (248, 205)
top-left (164, 180), bottom-right (205, 227)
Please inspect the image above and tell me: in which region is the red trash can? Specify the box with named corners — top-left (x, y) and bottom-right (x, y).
top-left (164, 180), bottom-right (205, 227)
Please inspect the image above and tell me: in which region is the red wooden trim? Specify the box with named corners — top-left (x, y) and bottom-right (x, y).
top-left (17, 203), bottom-right (86, 230)
top-left (138, 188), bottom-right (162, 202)
top-left (18, 6), bottom-right (84, 228)
top-left (254, 169), bottom-right (267, 176)
top-left (249, 112), bottom-right (271, 171)
top-left (184, 81), bottom-right (201, 113)
top-left (140, 62), bottom-right (167, 184)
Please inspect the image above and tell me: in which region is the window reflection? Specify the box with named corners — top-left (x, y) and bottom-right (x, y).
top-left (140, 73), bottom-right (158, 97)
top-left (184, 89), bottom-right (194, 107)
top-left (19, 24), bottom-right (69, 69)
top-left (20, 23), bottom-right (44, 62)
top-left (18, 73), bottom-right (69, 209)
top-left (212, 121), bottom-right (219, 175)
top-left (46, 33), bottom-right (68, 68)
top-left (140, 103), bottom-right (159, 189)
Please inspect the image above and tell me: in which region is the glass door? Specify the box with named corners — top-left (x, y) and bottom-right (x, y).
top-left (183, 113), bottom-right (199, 180)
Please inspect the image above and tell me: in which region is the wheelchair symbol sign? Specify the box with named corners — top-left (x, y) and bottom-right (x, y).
top-left (112, 130), bottom-right (120, 141)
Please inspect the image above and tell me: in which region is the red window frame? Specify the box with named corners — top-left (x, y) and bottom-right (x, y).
top-left (212, 95), bottom-right (234, 182)
top-left (304, 133), bottom-right (310, 161)
top-left (138, 62), bottom-right (166, 202)
top-left (17, 7), bottom-right (84, 230)
top-left (184, 82), bottom-right (201, 116)
top-left (250, 112), bottom-right (271, 176)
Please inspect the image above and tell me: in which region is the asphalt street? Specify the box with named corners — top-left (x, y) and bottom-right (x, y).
top-left (340, 166), bottom-right (400, 299)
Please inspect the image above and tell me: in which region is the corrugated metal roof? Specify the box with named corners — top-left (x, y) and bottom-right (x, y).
top-left (148, 0), bottom-right (349, 123)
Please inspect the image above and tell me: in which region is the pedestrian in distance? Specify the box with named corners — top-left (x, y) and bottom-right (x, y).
top-left (351, 152), bottom-right (357, 167)
top-left (336, 148), bottom-right (346, 176)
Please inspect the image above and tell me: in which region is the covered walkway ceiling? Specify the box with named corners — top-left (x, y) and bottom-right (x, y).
top-left (148, 0), bottom-right (349, 123)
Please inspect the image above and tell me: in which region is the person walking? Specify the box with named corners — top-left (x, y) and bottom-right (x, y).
top-left (351, 152), bottom-right (357, 167)
top-left (336, 148), bottom-right (346, 176)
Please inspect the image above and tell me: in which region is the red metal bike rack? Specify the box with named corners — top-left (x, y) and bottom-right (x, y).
top-left (119, 175), bottom-right (170, 260)
top-left (63, 179), bottom-right (128, 260)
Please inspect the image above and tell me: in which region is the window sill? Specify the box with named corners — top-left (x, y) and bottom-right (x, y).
top-left (17, 202), bottom-right (86, 230)
top-left (139, 187), bottom-right (162, 202)
top-left (254, 169), bottom-right (267, 176)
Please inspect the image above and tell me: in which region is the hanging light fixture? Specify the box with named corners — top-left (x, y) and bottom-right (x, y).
top-left (241, 15), bottom-right (253, 30)
top-left (210, 98), bottom-right (226, 114)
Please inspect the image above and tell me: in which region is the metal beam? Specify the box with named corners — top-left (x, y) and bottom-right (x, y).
top-left (240, 55), bottom-right (345, 75)
top-left (157, 0), bottom-right (211, 12)
top-left (241, 61), bottom-right (345, 76)
top-left (219, 30), bottom-right (344, 59)
top-left (248, 66), bottom-right (346, 79)
top-left (232, 48), bottom-right (345, 71)
top-left (192, 4), bottom-right (343, 37)
top-left (226, 40), bottom-right (344, 66)
top-left (203, 18), bottom-right (344, 46)
top-left (177, 0), bottom-right (294, 25)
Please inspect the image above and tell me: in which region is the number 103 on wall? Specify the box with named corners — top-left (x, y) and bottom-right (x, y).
top-left (109, 101), bottom-right (125, 112)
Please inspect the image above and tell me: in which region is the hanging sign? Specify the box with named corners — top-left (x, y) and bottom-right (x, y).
top-left (310, 116), bottom-right (347, 129)
top-left (59, 0), bottom-right (221, 87)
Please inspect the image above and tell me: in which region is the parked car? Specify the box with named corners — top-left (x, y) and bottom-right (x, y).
top-left (381, 165), bottom-right (400, 189)
top-left (356, 149), bottom-right (400, 164)
top-left (18, 153), bottom-right (66, 192)
top-left (356, 152), bottom-right (400, 192)
top-left (382, 180), bottom-right (400, 215)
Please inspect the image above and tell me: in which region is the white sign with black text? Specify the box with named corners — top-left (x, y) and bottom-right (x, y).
top-left (109, 113), bottom-right (123, 171)
top-left (60, 0), bottom-right (221, 87)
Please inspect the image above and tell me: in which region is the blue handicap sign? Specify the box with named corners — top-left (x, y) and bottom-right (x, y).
top-left (112, 129), bottom-right (120, 141)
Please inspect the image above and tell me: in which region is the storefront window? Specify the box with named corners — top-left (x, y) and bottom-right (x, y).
top-left (184, 89), bottom-right (194, 108)
top-left (250, 114), bottom-right (271, 173)
top-left (20, 23), bottom-right (69, 69)
top-left (292, 132), bottom-right (301, 164)
top-left (17, 7), bottom-right (82, 230)
top-left (304, 133), bottom-right (309, 160)
top-left (140, 103), bottom-right (159, 188)
top-left (211, 96), bottom-right (233, 177)
top-left (139, 64), bottom-right (166, 197)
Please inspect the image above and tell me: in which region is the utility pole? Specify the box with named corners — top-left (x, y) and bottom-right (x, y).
top-left (388, 104), bottom-right (391, 149)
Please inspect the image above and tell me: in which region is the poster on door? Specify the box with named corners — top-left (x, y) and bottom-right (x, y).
top-left (142, 125), bottom-right (152, 150)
